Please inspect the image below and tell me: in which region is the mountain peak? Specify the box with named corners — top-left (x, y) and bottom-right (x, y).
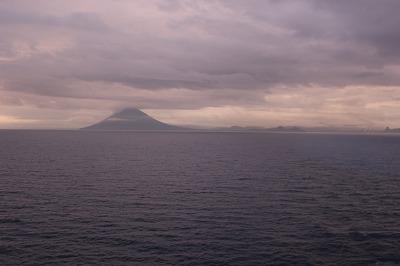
top-left (111, 108), bottom-right (148, 120)
top-left (81, 108), bottom-right (185, 131)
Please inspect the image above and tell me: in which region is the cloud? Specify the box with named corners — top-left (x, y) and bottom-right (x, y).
top-left (1, 0), bottom-right (400, 128)
top-left (147, 85), bottom-right (400, 129)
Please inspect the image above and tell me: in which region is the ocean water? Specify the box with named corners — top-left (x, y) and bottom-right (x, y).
top-left (1, 131), bottom-right (400, 266)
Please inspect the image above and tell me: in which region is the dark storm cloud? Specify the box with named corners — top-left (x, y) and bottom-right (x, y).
top-left (1, 0), bottom-right (400, 128)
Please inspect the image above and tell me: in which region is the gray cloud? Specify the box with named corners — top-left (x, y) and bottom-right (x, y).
top-left (0, 10), bottom-right (108, 31)
top-left (1, 0), bottom-right (400, 128)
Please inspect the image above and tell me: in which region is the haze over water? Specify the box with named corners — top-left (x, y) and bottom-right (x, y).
top-left (1, 131), bottom-right (400, 265)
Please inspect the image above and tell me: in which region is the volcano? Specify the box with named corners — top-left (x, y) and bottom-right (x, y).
top-left (81, 108), bottom-right (185, 131)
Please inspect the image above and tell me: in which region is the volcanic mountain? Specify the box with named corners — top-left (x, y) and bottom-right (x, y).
top-left (81, 108), bottom-right (185, 130)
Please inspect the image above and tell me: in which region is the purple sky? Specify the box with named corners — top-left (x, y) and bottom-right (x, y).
top-left (1, 0), bottom-right (400, 129)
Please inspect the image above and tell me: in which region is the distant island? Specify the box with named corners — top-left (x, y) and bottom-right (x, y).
top-left (81, 108), bottom-right (186, 131)
top-left (81, 108), bottom-right (309, 132)
top-left (81, 108), bottom-right (400, 134)
top-left (384, 127), bottom-right (400, 133)
top-left (212, 125), bottom-right (305, 132)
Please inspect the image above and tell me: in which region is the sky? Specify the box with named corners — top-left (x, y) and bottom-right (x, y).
top-left (1, 0), bottom-right (400, 129)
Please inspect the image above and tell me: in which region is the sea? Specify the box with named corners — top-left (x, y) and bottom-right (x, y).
top-left (1, 130), bottom-right (400, 266)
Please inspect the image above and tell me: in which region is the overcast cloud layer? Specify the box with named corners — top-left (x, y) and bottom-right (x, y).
top-left (1, 0), bottom-right (400, 128)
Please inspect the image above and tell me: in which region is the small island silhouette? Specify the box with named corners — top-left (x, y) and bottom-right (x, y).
top-left (81, 108), bottom-right (185, 131)
top-left (385, 127), bottom-right (400, 133)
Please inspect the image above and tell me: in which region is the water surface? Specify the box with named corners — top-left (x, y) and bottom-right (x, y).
top-left (1, 131), bottom-right (400, 265)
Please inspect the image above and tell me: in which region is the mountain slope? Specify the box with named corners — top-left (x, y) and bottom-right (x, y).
top-left (81, 108), bottom-right (184, 130)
